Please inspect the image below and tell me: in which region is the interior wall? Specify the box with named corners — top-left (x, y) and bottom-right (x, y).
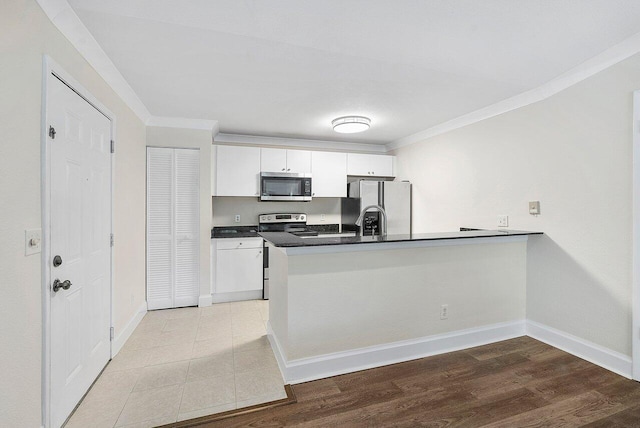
top-left (282, 240), bottom-right (527, 360)
top-left (0, 0), bottom-right (147, 426)
top-left (212, 197), bottom-right (342, 227)
top-left (147, 127), bottom-right (213, 302)
top-left (392, 53), bottom-right (640, 357)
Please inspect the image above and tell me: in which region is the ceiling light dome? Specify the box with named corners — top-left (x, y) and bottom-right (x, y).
top-left (332, 116), bottom-right (371, 134)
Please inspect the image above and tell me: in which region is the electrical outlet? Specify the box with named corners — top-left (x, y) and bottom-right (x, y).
top-left (320, 214), bottom-right (326, 222)
top-left (529, 201), bottom-right (540, 215)
top-left (497, 215), bottom-right (509, 227)
top-left (25, 228), bottom-right (42, 256)
top-left (440, 304), bottom-right (448, 320)
top-left (234, 214), bottom-right (241, 223)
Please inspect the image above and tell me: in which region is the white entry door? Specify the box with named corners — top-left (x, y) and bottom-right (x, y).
top-left (48, 75), bottom-right (112, 428)
top-left (147, 147), bottom-right (200, 310)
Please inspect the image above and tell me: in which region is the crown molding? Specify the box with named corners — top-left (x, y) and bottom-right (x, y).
top-left (146, 116), bottom-right (219, 132)
top-left (387, 30), bottom-right (640, 151)
top-left (214, 133), bottom-right (388, 153)
top-left (37, 0), bottom-right (152, 123)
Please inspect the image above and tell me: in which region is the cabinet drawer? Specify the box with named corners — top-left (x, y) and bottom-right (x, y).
top-left (215, 238), bottom-right (263, 250)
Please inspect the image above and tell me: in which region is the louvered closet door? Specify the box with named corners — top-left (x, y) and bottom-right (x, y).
top-left (147, 147), bottom-right (200, 310)
top-left (174, 149), bottom-right (200, 306)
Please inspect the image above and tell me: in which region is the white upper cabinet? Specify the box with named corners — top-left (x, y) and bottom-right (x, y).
top-left (347, 153), bottom-right (394, 177)
top-left (261, 148), bottom-right (311, 174)
top-left (286, 150), bottom-right (312, 173)
top-left (212, 145), bottom-right (261, 197)
top-left (311, 151), bottom-right (347, 197)
top-left (260, 148), bottom-right (287, 172)
top-left (211, 145), bottom-right (395, 197)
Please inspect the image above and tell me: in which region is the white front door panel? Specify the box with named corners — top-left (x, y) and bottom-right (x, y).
top-left (49, 75), bottom-right (112, 428)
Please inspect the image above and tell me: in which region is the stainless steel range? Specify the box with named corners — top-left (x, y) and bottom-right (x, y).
top-left (259, 213), bottom-right (317, 299)
top-left (258, 213), bottom-right (318, 236)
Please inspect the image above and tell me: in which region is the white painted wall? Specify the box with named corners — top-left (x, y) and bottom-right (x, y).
top-left (271, 240), bottom-right (526, 360)
top-left (212, 197), bottom-right (341, 227)
top-left (0, 0), bottom-right (146, 425)
top-left (146, 127), bottom-right (213, 303)
top-left (392, 52), bottom-right (640, 357)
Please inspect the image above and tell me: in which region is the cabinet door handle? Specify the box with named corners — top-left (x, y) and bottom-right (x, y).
top-left (287, 168), bottom-right (290, 171)
top-left (282, 168), bottom-right (286, 171)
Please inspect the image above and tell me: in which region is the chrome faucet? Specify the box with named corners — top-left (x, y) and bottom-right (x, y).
top-left (355, 205), bottom-right (388, 237)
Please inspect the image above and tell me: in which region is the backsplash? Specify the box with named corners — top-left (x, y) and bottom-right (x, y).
top-left (212, 197), bottom-right (341, 226)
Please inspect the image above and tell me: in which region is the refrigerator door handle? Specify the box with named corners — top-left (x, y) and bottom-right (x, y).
top-left (378, 181), bottom-right (385, 209)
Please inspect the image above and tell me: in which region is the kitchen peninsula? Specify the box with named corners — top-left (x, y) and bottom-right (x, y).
top-left (261, 229), bottom-right (542, 383)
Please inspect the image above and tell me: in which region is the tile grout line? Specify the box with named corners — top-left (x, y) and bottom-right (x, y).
top-left (173, 335), bottom-right (195, 424)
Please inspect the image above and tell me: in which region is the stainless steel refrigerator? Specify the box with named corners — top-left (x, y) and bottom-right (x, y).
top-left (341, 180), bottom-right (411, 235)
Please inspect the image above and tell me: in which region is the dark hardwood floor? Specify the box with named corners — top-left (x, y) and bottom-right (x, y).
top-left (190, 337), bottom-right (640, 427)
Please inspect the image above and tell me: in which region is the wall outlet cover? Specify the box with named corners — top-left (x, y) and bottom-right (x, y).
top-left (497, 215), bottom-right (509, 227)
top-left (529, 201), bottom-right (541, 215)
top-left (440, 304), bottom-right (449, 320)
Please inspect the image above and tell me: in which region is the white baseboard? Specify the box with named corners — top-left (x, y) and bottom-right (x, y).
top-left (198, 294), bottom-right (213, 307)
top-left (267, 320), bottom-right (526, 384)
top-left (112, 301), bottom-right (147, 356)
top-left (212, 290), bottom-right (263, 303)
top-left (526, 320), bottom-right (632, 379)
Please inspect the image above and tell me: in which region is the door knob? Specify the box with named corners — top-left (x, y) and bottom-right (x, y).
top-left (52, 279), bottom-right (72, 292)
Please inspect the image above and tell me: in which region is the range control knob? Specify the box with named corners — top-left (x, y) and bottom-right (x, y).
top-left (295, 215), bottom-right (299, 220)
top-left (300, 215), bottom-right (305, 220)
top-left (267, 216), bottom-right (272, 220)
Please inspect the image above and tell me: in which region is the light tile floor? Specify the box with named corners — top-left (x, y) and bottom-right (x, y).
top-left (65, 300), bottom-right (286, 428)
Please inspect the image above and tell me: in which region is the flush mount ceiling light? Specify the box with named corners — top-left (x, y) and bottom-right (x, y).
top-left (332, 116), bottom-right (371, 134)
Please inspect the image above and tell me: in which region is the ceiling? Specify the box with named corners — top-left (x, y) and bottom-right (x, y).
top-left (66, 0), bottom-right (640, 146)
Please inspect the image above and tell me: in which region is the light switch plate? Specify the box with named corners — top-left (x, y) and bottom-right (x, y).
top-left (25, 229), bottom-right (42, 256)
top-left (497, 215), bottom-right (509, 227)
top-left (529, 201), bottom-right (540, 215)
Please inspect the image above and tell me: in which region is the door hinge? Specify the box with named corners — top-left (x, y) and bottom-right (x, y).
top-left (110, 327), bottom-right (114, 340)
top-left (110, 140), bottom-right (115, 153)
top-left (110, 233), bottom-right (114, 247)
top-left (48, 126), bottom-right (56, 139)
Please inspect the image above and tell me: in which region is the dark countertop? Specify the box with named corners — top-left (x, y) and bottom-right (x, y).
top-left (260, 229), bottom-right (543, 248)
top-left (211, 224), bottom-right (341, 239)
top-left (211, 226), bottom-right (259, 238)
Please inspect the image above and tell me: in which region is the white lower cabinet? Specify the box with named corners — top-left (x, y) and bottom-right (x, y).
top-left (211, 238), bottom-right (264, 302)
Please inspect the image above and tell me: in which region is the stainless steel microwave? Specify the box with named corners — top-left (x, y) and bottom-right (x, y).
top-left (260, 172), bottom-right (312, 201)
